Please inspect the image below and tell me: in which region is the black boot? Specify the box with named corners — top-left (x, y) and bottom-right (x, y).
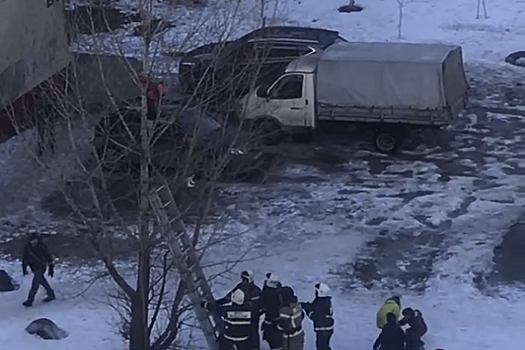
top-left (43, 293), bottom-right (56, 303)
top-left (23, 300), bottom-right (33, 307)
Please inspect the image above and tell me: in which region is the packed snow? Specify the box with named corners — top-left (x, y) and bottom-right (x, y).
top-left (2, 0), bottom-right (525, 349)
top-left (2, 228), bottom-right (525, 350)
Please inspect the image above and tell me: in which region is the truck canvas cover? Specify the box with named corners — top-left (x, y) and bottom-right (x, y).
top-left (315, 42), bottom-right (467, 111)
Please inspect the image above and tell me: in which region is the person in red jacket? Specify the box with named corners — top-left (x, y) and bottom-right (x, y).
top-left (138, 74), bottom-right (167, 121)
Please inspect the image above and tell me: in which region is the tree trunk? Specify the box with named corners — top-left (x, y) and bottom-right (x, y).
top-left (129, 17), bottom-right (154, 348)
top-left (129, 286), bottom-right (150, 350)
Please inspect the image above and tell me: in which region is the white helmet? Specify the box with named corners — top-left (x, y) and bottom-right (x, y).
top-left (315, 283), bottom-right (331, 297)
top-left (231, 289), bottom-right (245, 305)
top-left (264, 273), bottom-right (281, 288)
top-left (240, 270), bottom-right (254, 283)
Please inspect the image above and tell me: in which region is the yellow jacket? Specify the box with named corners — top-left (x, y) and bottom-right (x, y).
top-left (376, 299), bottom-right (400, 329)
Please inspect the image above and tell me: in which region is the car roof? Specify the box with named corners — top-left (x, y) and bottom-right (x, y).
top-left (238, 26), bottom-right (341, 42)
top-left (183, 26), bottom-right (344, 58)
top-left (247, 37), bottom-right (321, 45)
top-left (237, 26), bottom-right (339, 44)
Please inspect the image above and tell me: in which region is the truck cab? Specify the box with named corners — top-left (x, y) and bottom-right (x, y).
top-left (240, 56), bottom-right (318, 135)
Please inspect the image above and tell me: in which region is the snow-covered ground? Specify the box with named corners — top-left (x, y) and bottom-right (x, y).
top-left (287, 0), bottom-right (525, 67)
top-left (2, 109), bottom-right (525, 349)
top-left (2, 212), bottom-right (525, 350)
top-left (2, 0), bottom-right (525, 349)
top-left (70, 0), bottom-right (525, 73)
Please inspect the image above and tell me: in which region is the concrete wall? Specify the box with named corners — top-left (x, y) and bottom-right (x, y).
top-left (0, 0), bottom-right (71, 108)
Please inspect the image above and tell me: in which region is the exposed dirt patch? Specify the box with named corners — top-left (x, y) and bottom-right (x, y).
top-left (489, 221), bottom-right (525, 285)
top-left (330, 229), bottom-right (445, 293)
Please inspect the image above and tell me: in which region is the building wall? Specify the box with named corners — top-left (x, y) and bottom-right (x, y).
top-left (0, 0), bottom-right (71, 108)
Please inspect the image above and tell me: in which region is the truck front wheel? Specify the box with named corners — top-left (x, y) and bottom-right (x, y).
top-left (373, 128), bottom-right (405, 153)
top-left (252, 118), bottom-right (283, 145)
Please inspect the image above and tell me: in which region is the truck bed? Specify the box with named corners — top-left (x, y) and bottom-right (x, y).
top-left (313, 42), bottom-right (468, 127)
top-left (317, 103), bottom-right (452, 126)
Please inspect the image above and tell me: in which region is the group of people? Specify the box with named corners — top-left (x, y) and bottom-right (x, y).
top-left (375, 296), bottom-right (428, 350)
top-left (204, 271), bottom-right (431, 350)
top-left (18, 232), bottom-right (430, 350)
top-left (201, 270), bottom-right (334, 350)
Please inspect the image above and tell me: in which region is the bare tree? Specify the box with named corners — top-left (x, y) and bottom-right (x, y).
top-left (476, 0), bottom-right (488, 19)
top-left (396, 0), bottom-right (413, 39)
top-left (2, 0), bottom-right (280, 349)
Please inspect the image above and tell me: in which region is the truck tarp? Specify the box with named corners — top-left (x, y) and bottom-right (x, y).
top-left (0, 0), bottom-right (71, 108)
top-left (315, 42), bottom-right (467, 110)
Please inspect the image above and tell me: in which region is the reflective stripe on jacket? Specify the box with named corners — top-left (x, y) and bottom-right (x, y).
top-left (277, 303), bottom-right (304, 338)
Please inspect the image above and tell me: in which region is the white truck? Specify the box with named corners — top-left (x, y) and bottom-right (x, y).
top-left (239, 41), bottom-right (468, 153)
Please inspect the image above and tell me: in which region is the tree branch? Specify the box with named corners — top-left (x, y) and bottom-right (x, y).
top-left (152, 278), bottom-right (187, 350)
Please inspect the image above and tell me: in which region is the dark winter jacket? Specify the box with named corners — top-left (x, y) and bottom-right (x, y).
top-left (276, 302), bottom-right (304, 338)
top-left (205, 301), bottom-right (255, 342)
top-left (215, 281), bottom-right (262, 326)
top-left (301, 296), bottom-right (334, 332)
top-left (22, 240), bottom-right (53, 273)
top-left (217, 281), bottom-right (262, 309)
top-left (400, 309), bottom-right (427, 338)
top-left (261, 284), bottom-right (284, 325)
top-left (373, 313), bottom-right (406, 350)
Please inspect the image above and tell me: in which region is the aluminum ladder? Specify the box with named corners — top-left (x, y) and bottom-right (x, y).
top-left (150, 183), bottom-right (221, 350)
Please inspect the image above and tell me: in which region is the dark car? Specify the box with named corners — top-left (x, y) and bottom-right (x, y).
top-left (178, 26), bottom-right (347, 100)
top-left (92, 104), bottom-right (268, 182)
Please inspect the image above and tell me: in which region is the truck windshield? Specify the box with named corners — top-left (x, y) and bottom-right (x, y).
top-left (268, 74), bottom-right (303, 99)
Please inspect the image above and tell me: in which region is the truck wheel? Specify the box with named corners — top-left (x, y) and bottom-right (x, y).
top-left (253, 118), bottom-right (282, 145)
top-left (374, 130), bottom-right (403, 154)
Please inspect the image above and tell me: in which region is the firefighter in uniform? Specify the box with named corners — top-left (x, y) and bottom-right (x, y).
top-left (216, 270), bottom-right (262, 350)
top-left (301, 283), bottom-right (334, 350)
top-left (276, 286), bottom-right (305, 350)
top-left (202, 289), bottom-right (255, 350)
top-left (261, 273), bottom-right (284, 350)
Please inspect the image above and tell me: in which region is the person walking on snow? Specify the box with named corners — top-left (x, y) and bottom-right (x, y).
top-left (22, 232), bottom-right (55, 307)
top-left (377, 296), bottom-right (401, 329)
top-left (301, 283), bottom-right (334, 350)
top-left (261, 273), bottom-right (285, 350)
top-left (276, 286), bottom-right (305, 350)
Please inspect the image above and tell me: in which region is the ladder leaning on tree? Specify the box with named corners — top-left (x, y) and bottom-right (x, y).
top-left (149, 182), bottom-right (221, 350)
